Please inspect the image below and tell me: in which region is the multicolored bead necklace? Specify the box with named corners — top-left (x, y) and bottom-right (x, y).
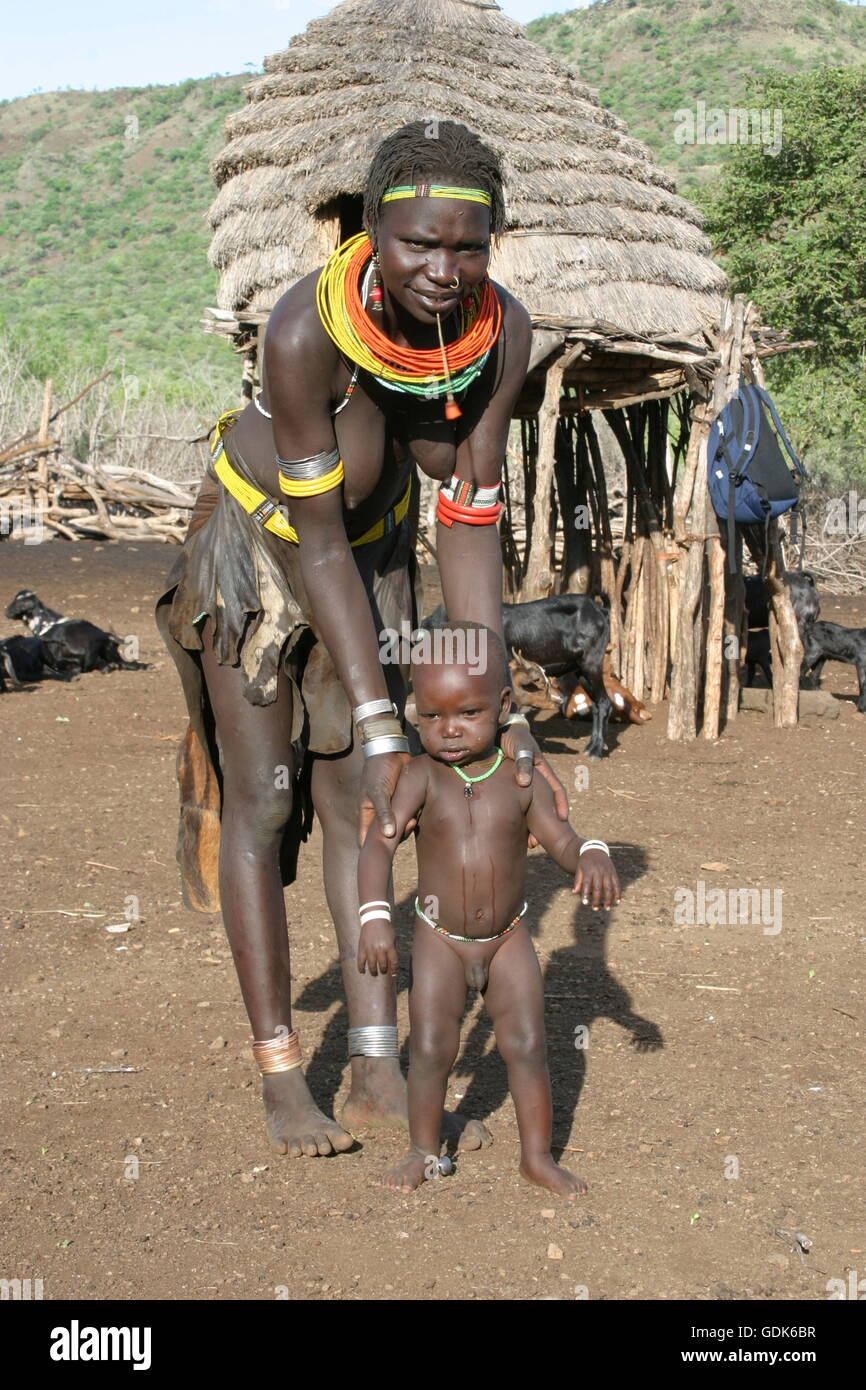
top-left (315, 229), bottom-right (502, 422)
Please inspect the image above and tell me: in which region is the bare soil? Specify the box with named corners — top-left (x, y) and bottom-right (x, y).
top-left (1, 539), bottom-right (863, 1301)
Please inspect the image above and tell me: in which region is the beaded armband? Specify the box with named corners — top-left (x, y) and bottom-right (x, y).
top-left (437, 473), bottom-right (503, 527)
top-left (277, 445), bottom-right (344, 498)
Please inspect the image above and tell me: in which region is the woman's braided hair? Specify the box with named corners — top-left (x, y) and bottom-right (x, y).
top-left (363, 120), bottom-right (506, 242)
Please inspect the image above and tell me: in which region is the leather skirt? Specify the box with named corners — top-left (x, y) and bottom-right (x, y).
top-left (154, 410), bottom-right (423, 912)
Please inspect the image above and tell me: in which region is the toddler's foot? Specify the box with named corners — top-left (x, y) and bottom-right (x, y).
top-left (381, 1146), bottom-right (438, 1192)
top-left (519, 1153), bottom-right (588, 1198)
top-left (263, 1071), bottom-right (355, 1157)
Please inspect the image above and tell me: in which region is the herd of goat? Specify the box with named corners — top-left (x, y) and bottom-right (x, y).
top-left (3, 580), bottom-right (864, 759)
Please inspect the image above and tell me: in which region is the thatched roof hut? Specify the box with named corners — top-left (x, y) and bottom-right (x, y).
top-left (201, 0), bottom-right (805, 743)
top-left (206, 0), bottom-right (727, 339)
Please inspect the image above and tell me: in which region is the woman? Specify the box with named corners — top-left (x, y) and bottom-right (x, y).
top-left (156, 121), bottom-right (567, 1160)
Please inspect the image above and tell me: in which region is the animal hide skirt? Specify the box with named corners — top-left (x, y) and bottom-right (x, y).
top-left (155, 410), bottom-right (423, 913)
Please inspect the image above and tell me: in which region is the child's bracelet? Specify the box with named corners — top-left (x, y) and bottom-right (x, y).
top-left (359, 900), bottom-right (392, 925)
top-left (579, 839), bottom-right (610, 857)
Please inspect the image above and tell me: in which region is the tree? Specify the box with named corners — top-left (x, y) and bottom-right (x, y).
top-left (698, 65), bottom-right (866, 481)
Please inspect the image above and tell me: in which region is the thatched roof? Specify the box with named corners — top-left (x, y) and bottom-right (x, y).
top-left (207, 0), bottom-right (727, 338)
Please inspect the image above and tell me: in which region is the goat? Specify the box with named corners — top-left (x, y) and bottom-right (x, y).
top-left (423, 596), bottom-right (612, 758)
top-left (5, 589), bottom-right (146, 675)
top-left (743, 571), bottom-right (821, 687)
top-left (0, 634), bottom-right (76, 690)
top-left (801, 621), bottom-right (866, 712)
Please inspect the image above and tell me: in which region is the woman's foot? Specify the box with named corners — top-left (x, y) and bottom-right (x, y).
top-left (340, 1057), bottom-right (408, 1132)
top-left (519, 1153), bottom-right (588, 1198)
top-left (263, 1070), bottom-right (355, 1157)
top-left (441, 1110), bottom-right (491, 1152)
top-left (340, 1058), bottom-right (491, 1151)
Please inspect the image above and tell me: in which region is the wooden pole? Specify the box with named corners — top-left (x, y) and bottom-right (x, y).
top-left (521, 345), bottom-right (584, 600)
top-left (767, 525), bottom-right (802, 726)
top-left (668, 300), bottom-right (736, 739)
top-left (633, 539), bottom-right (648, 704)
top-left (556, 417), bottom-right (590, 593)
top-left (702, 535), bottom-right (726, 737)
top-left (36, 379), bottom-right (53, 514)
top-left (583, 412), bottom-right (620, 673)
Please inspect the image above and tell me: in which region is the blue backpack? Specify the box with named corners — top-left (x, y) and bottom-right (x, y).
top-left (707, 379), bottom-right (806, 572)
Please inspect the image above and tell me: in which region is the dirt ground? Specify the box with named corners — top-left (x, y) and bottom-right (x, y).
top-left (1, 538), bottom-right (863, 1303)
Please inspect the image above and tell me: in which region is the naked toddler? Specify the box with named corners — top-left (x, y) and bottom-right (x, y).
top-left (357, 621), bottom-right (620, 1196)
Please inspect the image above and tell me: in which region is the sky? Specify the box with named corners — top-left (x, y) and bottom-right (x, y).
top-left (1, 1), bottom-right (597, 103)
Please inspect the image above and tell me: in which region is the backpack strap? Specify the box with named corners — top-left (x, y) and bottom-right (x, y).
top-left (789, 503), bottom-right (807, 569)
top-left (719, 434), bottom-right (740, 574)
top-left (751, 384), bottom-right (806, 479)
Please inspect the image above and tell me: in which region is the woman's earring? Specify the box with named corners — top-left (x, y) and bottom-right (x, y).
top-left (370, 251), bottom-right (384, 311)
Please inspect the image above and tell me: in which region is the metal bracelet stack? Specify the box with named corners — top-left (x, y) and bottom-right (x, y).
top-left (348, 1024), bottom-right (399, 1058)
top-left (276, 446), bottom-right (341, 482)
top-left (353, 698), bottom-right (408, 758)
top-left (579, 839), bottom-right (610, 858)
top-left (353, 698), bottom-right (398, 723)
top-left (251, 1028), bottom-right (303, 1075)
top-left (361, 732), bottom-right (408, 759)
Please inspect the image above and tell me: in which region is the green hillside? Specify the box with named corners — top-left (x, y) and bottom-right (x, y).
top-left (0, 76), bottom-right (246, 401)
top-left (528, 0), bottom-right (866, 194)
top-left (1, 0), bottom-right (865, 416)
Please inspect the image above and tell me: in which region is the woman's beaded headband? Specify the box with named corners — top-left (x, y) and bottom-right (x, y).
top-left (381, 183), bottom-right (492, 207)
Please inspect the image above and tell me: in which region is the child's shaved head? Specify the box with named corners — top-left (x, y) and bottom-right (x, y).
top-left (410, 619), bottom-right (509, 688)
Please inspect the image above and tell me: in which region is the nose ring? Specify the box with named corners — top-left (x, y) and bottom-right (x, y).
top-left (449, 275), bottom-right (460, 290)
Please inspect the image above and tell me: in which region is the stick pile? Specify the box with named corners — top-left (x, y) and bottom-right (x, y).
top-left (0, 379), bottom-right (197, 543)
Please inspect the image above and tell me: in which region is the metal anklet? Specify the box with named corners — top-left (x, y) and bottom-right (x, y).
top-left (251, 1028), bottom-right (303, 1075)
top-left (348, 1025), bottom-right (399, 1059)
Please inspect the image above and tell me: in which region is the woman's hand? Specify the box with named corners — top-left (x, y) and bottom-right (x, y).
top-left (498, 721), bottom-right (569, 847)
top-left (358, 751), bottom-right (414, 847)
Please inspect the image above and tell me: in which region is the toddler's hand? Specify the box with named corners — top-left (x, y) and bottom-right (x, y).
top-left (357, 919), bottom-right (398, 977)
top-left (573, 850), bottom-right (621, 911)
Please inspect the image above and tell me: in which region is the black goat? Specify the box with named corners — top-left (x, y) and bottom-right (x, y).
top-left (744, 571), bottom-right (821, 687)
top-left (5, 589), bottom-right (146, 675)
top-left (423, 596), bottom-right (612, 759)
top-left (0, 635), bottom-right (76, 690)
top-left (801, 622), bottom-right (866, 713)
